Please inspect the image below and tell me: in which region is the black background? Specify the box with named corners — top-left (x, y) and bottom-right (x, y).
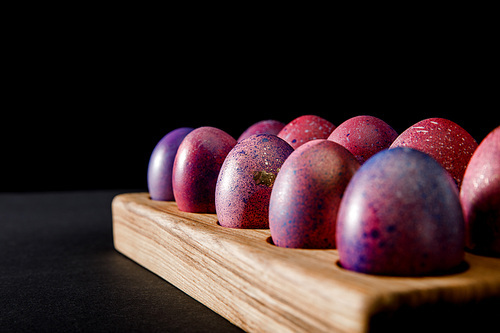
top-left (3, 12), bottom-right (498, 192)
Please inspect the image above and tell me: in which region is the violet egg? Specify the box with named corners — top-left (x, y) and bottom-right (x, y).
top-left (460, 126), bottom-right (500, 256)
top-left (277, 115), bottom-right (336, 149)
top-left (336, 148), bottom-right (465, 276)
top-left (172, 126), bottom-right (237, 213)
top-left (269, 140), bottom-right (360, 248)
top-left (216, 134), bottom-right (293, 228)
top-left (147, 127), bottom-right (194, 201)
top-left (328, 115), bottom-right (398, 164)
top-left (237, 119), bottom-right (286, 142)
top-left (389, 118), bottom-right (478, 188)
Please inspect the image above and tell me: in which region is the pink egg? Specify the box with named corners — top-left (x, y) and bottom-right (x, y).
top-left (460, 126), bottom-right (500, 255)
top-left (328, 115), bottom-right (398, 164)
top-left (390, 118), bottom-right (478, 188)
top-left (216, 134), bottom-right (294, 228)
top-left (172, 127), bottom-right (236, 213)
top-left (269, 140), bottom-right (360, 248)
top-left (277, 115), bottom-right (335, 149)
top-left (237, 120), bottom-right (286, 142)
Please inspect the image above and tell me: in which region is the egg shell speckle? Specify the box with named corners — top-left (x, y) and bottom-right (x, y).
top-left (172, 127), bottom-right (236, 213)
top-left (336, 148), bottom-right (465, 276)
top-left (460, 126), bottom-right (500, 255)
top-left (147, 127), bottom-right (194, 201)
top-left (390, 118), bottom-right (478, 188)
top-left (269, 139), bottom-right (360, 248)
top-left (216, 134), bottom-right (293, 228)
top-left (277, 115), bottom-right (336, 149)
top-left (328, 115), bottom-right (398, 164)
top-left (237, 119), bottom-right (286, 142)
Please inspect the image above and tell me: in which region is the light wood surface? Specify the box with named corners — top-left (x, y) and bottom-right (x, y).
top-left (112, 193), bottom-right (500, 333)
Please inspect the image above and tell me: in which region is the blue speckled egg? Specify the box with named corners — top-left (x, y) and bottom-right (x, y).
top-left (336, 148), bottom-right (465, 276)
top-left (269, 140), bottom-right (360, 248)
top-left (216, 134), bottom-right (294, 228)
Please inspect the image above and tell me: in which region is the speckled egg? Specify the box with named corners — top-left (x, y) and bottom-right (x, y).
top-left (389, 118), bottom-right (478, 188)
top-left (269, 140), bottom-right (360, 248)
top-left (460, 126), bottom-right (500, 256)
top-left (328, 115), bottom-right (398, 164)
top-left (172, 127), bottom-right (237, 213)
top-left (277, 115), bottom-right (336, 149)
top-left (147, 127), bottom-right (194, 201)
top-left (216, 134), bottom-right (293, 228)
top-left (336, 148), bottom-right (465, 276)
top-left (237, 120), bottom-right (286, 142)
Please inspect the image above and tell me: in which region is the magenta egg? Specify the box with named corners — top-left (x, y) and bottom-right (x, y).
top-left (460, 126), bottom-right (500, 256)
top-left (147, 127), bottom-right (194, 201)
top-left (389, 118), bottom-right (478, 188)
top-left (216, 134), bottom-right (294, 228)
top-left (336, 148), bottom-right (465, 276)
top-left (172, 127), bottom-right (236, 213)
top-left (277, 115), bottom-right (336, 149)
top-left (328, 115), bottom-right (398, 164)
top-left (237, 120), bottom-right (286, 142)
top-left (269, 140), bottom-right (360, 248)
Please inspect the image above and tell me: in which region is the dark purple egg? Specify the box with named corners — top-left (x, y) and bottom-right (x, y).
top-left (147, 127), bottom-right (194, 201)
top-left (336, 148), bottom-right (465, 276)
top-left (328, 115), bottom-right (398, 164)
top-left (216, 134), bottom-right (293, 228)
top-left (172, 127), bottom-right (236, 213)
top-left (390, 118), bottom-right (478, 188)
top-left (237, 120), bottom-right (286, 142)
top-left (460, 126), bottom-right (500, 256)
top-left (277, 115), bottom-right (336, 149)
top-left (269, 140), bottom-right (360, 248)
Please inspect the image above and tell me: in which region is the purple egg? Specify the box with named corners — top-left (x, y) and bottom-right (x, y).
top-left (460, 126), bottom-right (500, 255)
top-left (269, 140), bottom-right (360, 248)
top-left (328, 115), bottom-right (398, 164)
top-left (336, 148), bottom-right (465, 276)
top-left (216, 134), bottom-right (294, 228)
top-left (147, 127), bottom-right (194, 201)
top-left (172, 127), bottom-right (237, 213)
top-left (237, 120), bottom-right (286, 142)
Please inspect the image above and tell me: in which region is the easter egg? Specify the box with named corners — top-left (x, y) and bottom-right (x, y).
top-left (460, 126), bottom-right (500, 256)
top-left (237, 120), bottom-right (286, 142)
top-left (269, 140), bottom-right (360, 248)
top-left (328, 115), bottom-right (398, 164)
top-left (336, 148), bottom-right (465, 276)
top-left (172, 127), bottom-right (236, 213)
top-left (147, 127), bottom-right (194, 201)
top-left (277, 115), bottom-right (335, 149)
top-left (389, 118), bottom-right (478, 188)
top-left (216, 134), bottom-right (293, 228)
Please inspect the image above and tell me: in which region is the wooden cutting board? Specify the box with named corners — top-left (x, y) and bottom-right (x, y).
top-left (112, 193), bottom-right (500, 333)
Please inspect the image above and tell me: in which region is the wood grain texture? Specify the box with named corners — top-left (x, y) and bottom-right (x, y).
top-left (112, 193), bottom-right (500, 333)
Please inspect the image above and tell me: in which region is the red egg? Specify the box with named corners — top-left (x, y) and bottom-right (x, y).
top-left (216, 134), bottom-right (294, 228)
top-left (172, 127), bottom-right (236, 213)
top-left (390, 118), bottom-right (478, 188)
top-left (277, 115), bottom-right (335, 149)
top-left (328, 115), bottom-right (398, 164)
top-left (269, 140), bottom-right (360, 248)
top-left (460, 126), bottom-right (500, 256)
top-left (237, 120), bottom-right (286, 142)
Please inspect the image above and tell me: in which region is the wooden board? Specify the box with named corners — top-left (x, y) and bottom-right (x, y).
top-left (112, 193), bottom-right (500, 333)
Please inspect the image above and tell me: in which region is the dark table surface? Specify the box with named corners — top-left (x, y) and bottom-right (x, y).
top-left (0, 190), bottom-right (244, 332)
